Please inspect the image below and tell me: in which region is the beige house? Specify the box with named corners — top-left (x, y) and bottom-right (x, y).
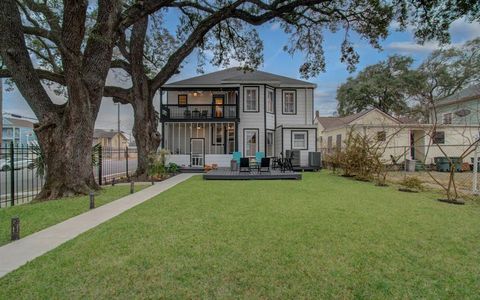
top-left (93, 129), bottom-right (129, 150)
top-left (315, 108), bottom-right (480, 165)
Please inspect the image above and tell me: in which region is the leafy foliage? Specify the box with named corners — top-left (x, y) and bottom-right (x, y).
top-left (337, 55), bottom-right (420, 116)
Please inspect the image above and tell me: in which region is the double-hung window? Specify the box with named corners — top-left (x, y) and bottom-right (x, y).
top-left (292, 131), bottom-right (307, 150)
top-left (432, 131), bottom-right (445, 144)
top-left (244, 87), bottom-right (258, 112)
top-left (178, 94), bottom-right (187, 106)
top-left (283, 90), bottom-right (296, 114)
top-left (266, 89), bottom-right (274, 113)
top-left (442, 113), bottom-right (452, 124)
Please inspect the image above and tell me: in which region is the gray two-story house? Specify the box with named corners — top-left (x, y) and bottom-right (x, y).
top-left (433, 84), bottom-right (480, 125)
top-left (160, 68), bottom-right (317, 168)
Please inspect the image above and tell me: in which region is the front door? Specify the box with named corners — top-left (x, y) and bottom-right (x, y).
top-left (190, 138), bottom-right (204, 167)
top-left (213, 95), bottom-right (224, 118)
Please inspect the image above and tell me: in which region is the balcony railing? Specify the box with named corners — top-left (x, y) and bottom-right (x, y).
top-left (161, 104), bottom-right (237, 120)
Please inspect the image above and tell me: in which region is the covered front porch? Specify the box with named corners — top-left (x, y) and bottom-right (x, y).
top-left (163, 121), bottom-right (237, 168)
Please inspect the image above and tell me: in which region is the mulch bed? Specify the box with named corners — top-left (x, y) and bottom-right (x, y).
top-left (437, 198), bottom-right (465, 205)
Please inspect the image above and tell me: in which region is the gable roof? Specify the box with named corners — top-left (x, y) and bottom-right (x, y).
top-left (4, 117), bottom-right (35, 129)
top-left (315, 108), bottom-right (402, 130)
top-left (94, 129), bottom-right (127, 140)
top-left (436, 84), bottom-right (480, 107)
top-left (163, 67), bottom-right (316, 88)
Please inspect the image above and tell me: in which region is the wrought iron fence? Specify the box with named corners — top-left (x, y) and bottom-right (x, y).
top-left (94, 146), bottom-right (138, 185)
top-left (0, 143), bottom-right (44, 208)
top-left (0, 144), bottom-right (139, 208)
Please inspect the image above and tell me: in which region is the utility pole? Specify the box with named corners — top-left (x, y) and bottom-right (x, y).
top-left (117, 103), bottom-right (121, 160)
top-left (0, 79), bottom-right (3, 146)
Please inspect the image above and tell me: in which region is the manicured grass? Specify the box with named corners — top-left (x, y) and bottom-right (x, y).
top-left (1, 173), bottom-right (479, 298)
top-left (0, 184), bottom-right (148, 246)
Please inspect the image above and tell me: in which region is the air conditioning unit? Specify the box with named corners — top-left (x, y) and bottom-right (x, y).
top-left (308, 152), bottom-right (322, 169)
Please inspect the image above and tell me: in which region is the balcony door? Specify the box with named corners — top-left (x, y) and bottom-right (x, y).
top-left (212, 95), bottom-right (224, 118)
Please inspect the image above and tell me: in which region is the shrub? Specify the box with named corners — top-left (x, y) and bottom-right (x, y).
top-left (166, 163), bottom-right (179, 173)
top-left (400, 176), bottom-right (423, 191)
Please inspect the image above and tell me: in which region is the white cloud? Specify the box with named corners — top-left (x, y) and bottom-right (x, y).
top-left (385, 41), bottom-right (444, 54)
top-left (449, 19), bottom-right (480, 40)
top-left (270, 22), bottom-right (280, 31)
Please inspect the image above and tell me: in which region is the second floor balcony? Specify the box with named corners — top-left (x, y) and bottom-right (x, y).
top-left (161, 104), bottom-right (238, 121)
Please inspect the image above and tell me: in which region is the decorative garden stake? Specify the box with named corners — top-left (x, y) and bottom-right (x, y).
top-left (11, 217), bottom-right (20, 241)
top-left (89, 192), bottom-right (95, 209)
top-left (130, 181), bottom-right (134, 194)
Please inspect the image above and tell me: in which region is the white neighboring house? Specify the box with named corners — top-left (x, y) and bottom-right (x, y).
top-left (160, 68), bottom-right (317, 168)
top-left (315, 108), bottom-right (480, 165)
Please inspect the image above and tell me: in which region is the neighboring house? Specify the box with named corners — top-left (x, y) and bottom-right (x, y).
top-left (432, 84), bottom-right (480, 125)
top-left (315, 108), bottom-right (480, 165)
top-left (93, 129), bottom-right (129, 149)
top-left (160, 68), bottom-right (317, 167)
top-left (2, 117), bottom-right (36, 146)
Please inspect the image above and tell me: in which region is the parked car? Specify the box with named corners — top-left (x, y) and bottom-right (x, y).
top-left (0, 157), bottom-right (35, 171)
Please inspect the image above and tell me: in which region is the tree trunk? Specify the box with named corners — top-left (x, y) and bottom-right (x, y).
top-left (132, 94), bottom-right (161, 180)
top-left (129, 16), bottom-right (160, 180)
top-left (35, 91), bottom-right (99, 200)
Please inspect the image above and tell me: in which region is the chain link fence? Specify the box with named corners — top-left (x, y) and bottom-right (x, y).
top-left (321, 143), bottom-right (480, 197)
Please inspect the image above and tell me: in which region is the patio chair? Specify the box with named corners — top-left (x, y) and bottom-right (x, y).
top-left (184, 109), bottom-right (191, 118)
top-left (201, 110), bottom-right (208, 118)
top-left (239, 157), bottom-right (250, 172)
top-left (232, 151), bottom-right (241, 164)
top-left (255, 152), bottom-right (265, 163)
top-left (260, 157), bottom-right (271, 173)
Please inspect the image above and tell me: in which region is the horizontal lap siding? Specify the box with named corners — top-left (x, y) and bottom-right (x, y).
top-left (276, 88), bottom-right (313, 126)
top-left (238, 85), bottom-right (265, 155)
top-left (282, 128), bottom-right (317, 166)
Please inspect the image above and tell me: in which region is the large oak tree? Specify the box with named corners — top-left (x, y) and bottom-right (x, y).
top-left (0, 0), bottom-right (478, 199)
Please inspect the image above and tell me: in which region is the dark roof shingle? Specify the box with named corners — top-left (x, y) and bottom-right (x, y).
top-left (164, 67), bottom-right (315, 87)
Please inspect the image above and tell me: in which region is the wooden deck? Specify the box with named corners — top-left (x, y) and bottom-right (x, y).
top-left (203, 168), bottom-right (302, 180)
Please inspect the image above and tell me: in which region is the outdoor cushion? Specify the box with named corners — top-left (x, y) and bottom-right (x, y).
top-left (232, 152), bottom-right (241, 164)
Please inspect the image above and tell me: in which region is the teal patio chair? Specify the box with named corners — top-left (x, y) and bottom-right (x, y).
top-left (255, 152), bottom-right (265, 162)
top-left (232, 152), bottom-right (242, 164)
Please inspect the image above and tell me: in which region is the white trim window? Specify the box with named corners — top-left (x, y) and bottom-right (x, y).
top-left (442, 112), bottom-right (452, 124)
top-left (266, 89), bottom-right (274, 113)
top-left (292, 131), bottom-right (307, 150)
top-left (266, 131), bottom-right (274, 157)
top-left (244, 129), bottom-right (258, 157)
top-left (283, 90), bottom-right (296, 114)
top-left (244, 87), bottom-right (258, 112)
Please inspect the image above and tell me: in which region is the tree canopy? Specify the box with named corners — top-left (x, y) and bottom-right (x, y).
top-left (336, 55), bottom-right (419, 116)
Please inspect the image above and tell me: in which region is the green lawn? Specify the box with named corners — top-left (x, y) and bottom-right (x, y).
top-left (1, 173), bottom-right (479, 298)
top-left (0, 184), bottom-right (148, 246)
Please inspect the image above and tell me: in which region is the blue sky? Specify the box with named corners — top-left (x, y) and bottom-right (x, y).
top-left (2, 16), bottom-right (479, 135)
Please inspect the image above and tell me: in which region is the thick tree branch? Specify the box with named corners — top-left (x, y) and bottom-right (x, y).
top-left (0, 0), bottom-right (56, 117)
top-left (103, 86), bottom-right (132, 104)
top-left (0, 68), bottom-right (65, 85)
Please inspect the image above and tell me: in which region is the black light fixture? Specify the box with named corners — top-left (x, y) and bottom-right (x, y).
top-left (89, 192), bottom-right (95, 209)
top-left (11, 217), bottom-right (20, 241)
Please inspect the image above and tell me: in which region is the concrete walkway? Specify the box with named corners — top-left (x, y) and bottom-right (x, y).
top-left (0, 173), bottom-right (195, 278)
